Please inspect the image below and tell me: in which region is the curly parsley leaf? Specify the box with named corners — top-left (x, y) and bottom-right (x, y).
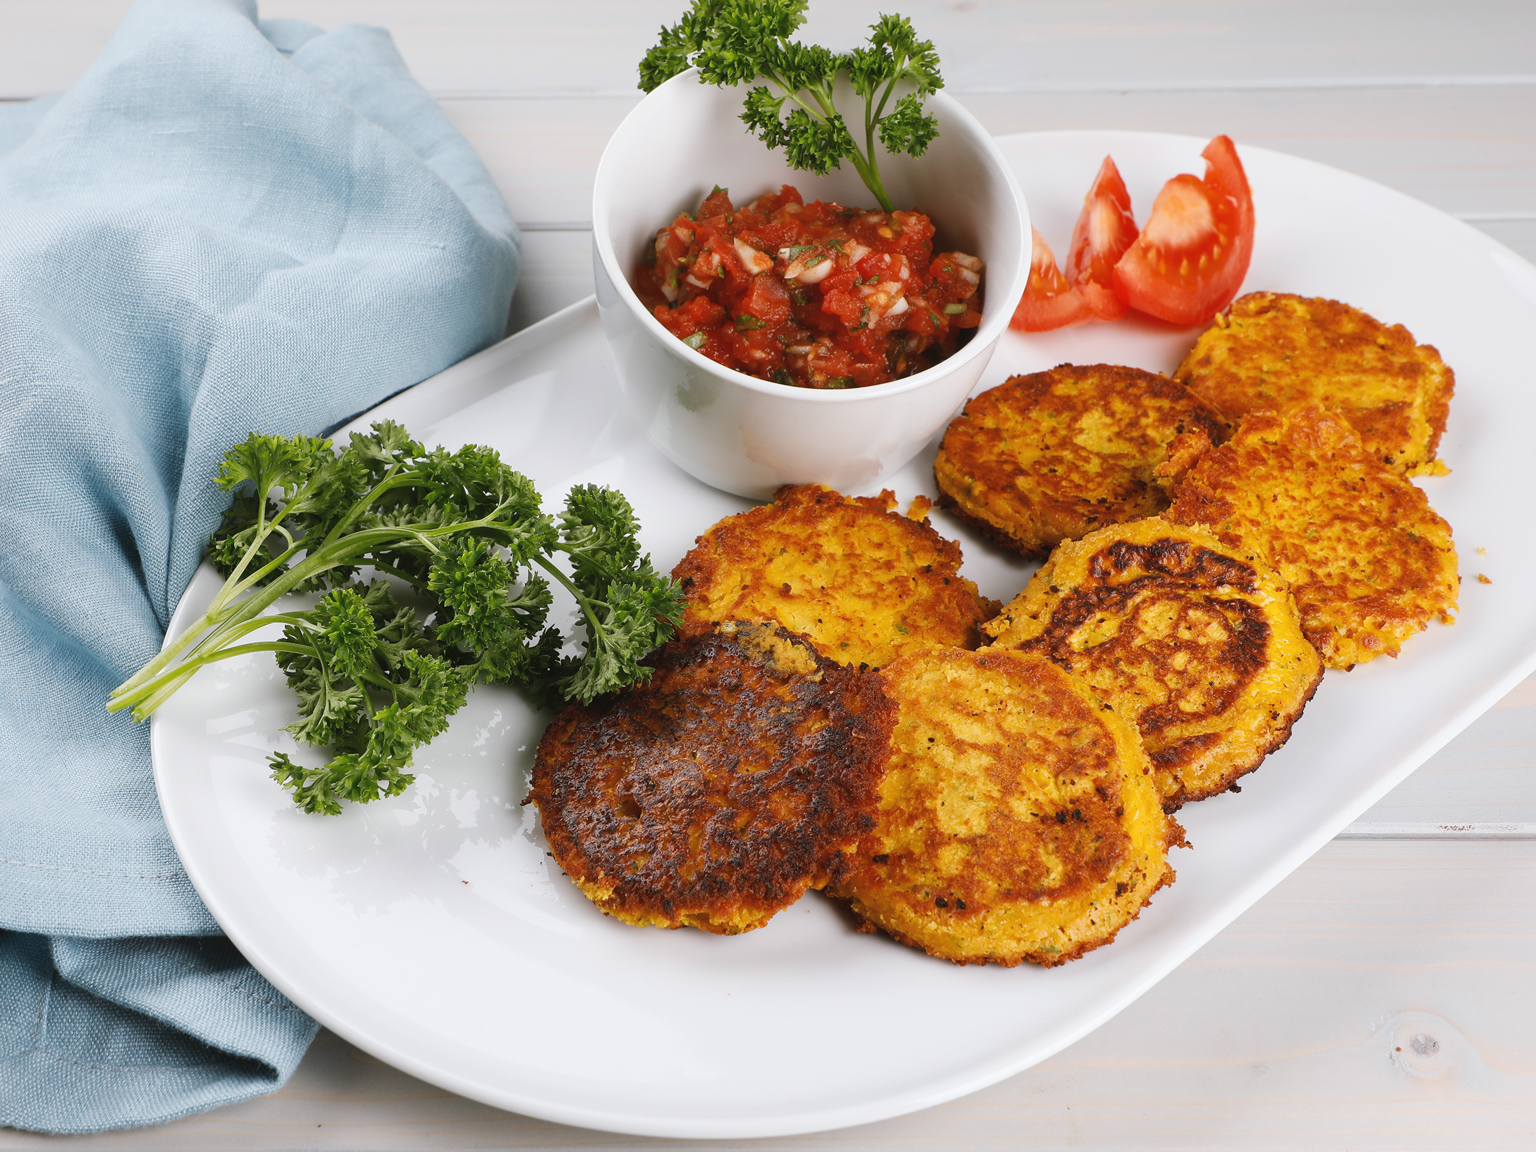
top-left (638, 1), bottom-right (944, 211)
top-left (111, 424), bottom-right (683, 815)
top-left (639, 0), bottom-right (728, 92)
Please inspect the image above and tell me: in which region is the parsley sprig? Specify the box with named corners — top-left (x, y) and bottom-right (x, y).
top-left (108, 423), bottom-right (682, 815)
top-left (639, 1), bottom-right (943, 213)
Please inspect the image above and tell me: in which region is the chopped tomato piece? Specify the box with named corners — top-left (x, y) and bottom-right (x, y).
top-left (1201, 135), bottom-right (1256, 287)
top-left (697, 186), bottom-right (734, 219)
top-left (1065, 156), bottom-right (1138, 321)
top-left (818, 273), bottom-right (866, 329)
top-left (1010, 227), bottom-right (1091, 332)
top-left (739, 272), bottom-right (792, 325)
top-left (1112, 135), bottom-right (1254, 326)
top-left (634, 185), bottom-right (984, 388)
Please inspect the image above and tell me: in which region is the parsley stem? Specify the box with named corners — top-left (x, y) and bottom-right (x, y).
top-left (760, 69), bottom-right (895, 212)
top-left (640, 6), bottom-right (941, 217)
top-left (109, 613), bottom-right (318, 715)
top-left (366, 560), bottom-right (430, 591)
top-left (114, 502), bottom-right (531, 720)
top-left (530, 553), bottom-right (607, 656)
top-left (123, 640), bottom-right (321, 720)
top-left (114, 424), bottom-right (679, 815)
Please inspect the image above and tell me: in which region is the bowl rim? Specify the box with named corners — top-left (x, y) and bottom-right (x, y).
top-left (591, 70), bottom-right (1029, 406)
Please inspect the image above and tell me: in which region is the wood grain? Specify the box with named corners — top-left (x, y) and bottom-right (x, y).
top-left (1351, 679), bottom-right (1536, 831)
top-left (5, 1), bottom-right (1535, 99)
top-left (507, 230), bottom-right (592, 336)
top-left (435, 87), bottom-right (1536, 231)
top-left (2, 841), bottom-right (1531, 1150)
top-left (3, 1), bottom-right (1536, 1146)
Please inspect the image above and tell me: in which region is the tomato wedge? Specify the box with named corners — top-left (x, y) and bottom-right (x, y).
top-left (1065, 156), bottom-right (1138, 321)
top-left (1010, 227), bottom-right (1090, 332)
top-left (1113, 135), bottom-right (1254, 326)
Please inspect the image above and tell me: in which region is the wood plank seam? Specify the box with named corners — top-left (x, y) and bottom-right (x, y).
top-left (1458, 211), bottom-right (1536, 222)
top-left (1338, 822), bottom-right (1536, 840)
top-left (949, 74), bottom-right (1536, 95)
top-left (417, 76), bottom-right (1536, 100)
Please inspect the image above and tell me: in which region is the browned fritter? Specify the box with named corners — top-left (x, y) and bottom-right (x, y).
top-left (828, 647), bottom-right (1181, 967)
top-left (1168, 405), bottom-right (1459, 669)
top-left (932, 364), bottom-right (1228, 559)
top-left (672, 484), bottom-right (999, 668)
top-left (1173, 292), bottom-right (1454, 476)
top-left (984, 518), bottom-right (1323, 811)
top-left (528, 622), bottom-right (895, 935)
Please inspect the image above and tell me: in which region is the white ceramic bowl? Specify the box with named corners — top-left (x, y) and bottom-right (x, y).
top-left (592, 71), bottom-right (1029, 500)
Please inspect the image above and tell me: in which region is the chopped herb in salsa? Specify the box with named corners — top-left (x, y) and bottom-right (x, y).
top-left (636, 184), bottom-right (984, 389)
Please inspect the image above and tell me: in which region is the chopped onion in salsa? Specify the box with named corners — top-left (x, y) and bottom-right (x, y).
top-left (635, 185), bottom-right (984, 390)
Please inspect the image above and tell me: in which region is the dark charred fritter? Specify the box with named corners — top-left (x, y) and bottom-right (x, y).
top-left (529, 622), bottom-right (895, 935)
top-left (672, 484), bottom-right (999, 669)
top-left (1173, 292), bottom-right (1454, 476)
top-left (984, 517), bottom-right (1322, 811)
top-left (933, 364), bottom-right (1227, 559)
top-left (1168, 405), bottom-right (1459, 669)
top-left (828, 647), bottom-right (1181, 967)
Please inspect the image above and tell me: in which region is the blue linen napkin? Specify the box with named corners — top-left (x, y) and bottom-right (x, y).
top-left (0, 0), bottom-right (520, 1132)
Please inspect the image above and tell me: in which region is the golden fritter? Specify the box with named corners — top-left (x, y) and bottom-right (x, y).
top-left (672, 485), bottom-right (999, 669)
top-left (828, 647), bottom-right (1181, 967)
top-left (933, 364), bottom-right (1227, 559)
top-left (985, 517), bottom-right (1322, 811)
top-left (1173, 292), bottom-right (1454, 476)
top-left (529, 622), bottom-right (895, 935)
top-left (1168, 405), bottom-right (1459, 669)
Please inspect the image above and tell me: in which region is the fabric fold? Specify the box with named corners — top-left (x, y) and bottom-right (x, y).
top-left (1, 934), bottom-right (318, 1134)
top-left (0, 0), bottom-right (519, 1131)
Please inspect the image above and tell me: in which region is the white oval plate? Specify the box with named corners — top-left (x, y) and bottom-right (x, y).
top-left (153, 132), bottom-right (1536, 1139)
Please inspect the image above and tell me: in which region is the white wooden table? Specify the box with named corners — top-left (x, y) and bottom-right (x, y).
top-left (4, 2), bottom-right (1534, 1147)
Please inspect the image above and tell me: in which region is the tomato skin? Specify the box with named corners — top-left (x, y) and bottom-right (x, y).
top-left (1113, 134), bottom-right (1254, 326)
top-left (1010, 227), bottom-right (1091, 332)
top-left (1065, 155), bottom-right (1138, 321)
top-left (1201, 134), bottom-right (1255, 288)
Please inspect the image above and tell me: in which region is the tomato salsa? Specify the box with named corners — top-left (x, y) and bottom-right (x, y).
top-left (634, 185), bottom-right (985, 390)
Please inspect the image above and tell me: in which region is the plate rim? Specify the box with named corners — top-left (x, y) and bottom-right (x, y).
top-left (152, 128), bottom-right (1536, 1138)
